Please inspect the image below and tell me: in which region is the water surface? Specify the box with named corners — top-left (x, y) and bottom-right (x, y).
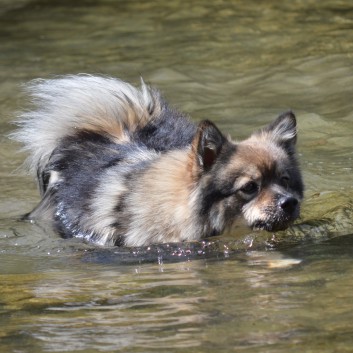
top-left (0, 1), bottom-right (353, 352)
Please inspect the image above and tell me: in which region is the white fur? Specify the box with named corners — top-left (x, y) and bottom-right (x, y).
top-left (270, 118), bottom-right (297, 142)
top-left (12, 75), bottom-right (162, 175)
top-left (242, 199), bottom-right (266, 226)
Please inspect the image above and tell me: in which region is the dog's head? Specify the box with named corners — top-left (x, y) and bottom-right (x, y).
top-left (191, 111), bottom-right (304, 235)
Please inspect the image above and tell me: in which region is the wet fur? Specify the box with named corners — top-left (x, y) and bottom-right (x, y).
top-left (13, 75), bottom-right (304, 246)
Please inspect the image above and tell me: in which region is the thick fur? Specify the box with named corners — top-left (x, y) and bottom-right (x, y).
top-left (13, 75), bottom-right (304, 247)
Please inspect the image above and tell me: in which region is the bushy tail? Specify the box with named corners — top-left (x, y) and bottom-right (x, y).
top-left (12, 74), bottom-right (162, 175)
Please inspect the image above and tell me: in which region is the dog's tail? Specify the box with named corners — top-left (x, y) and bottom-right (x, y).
top-left (12, 74), bottom-right (163, 175)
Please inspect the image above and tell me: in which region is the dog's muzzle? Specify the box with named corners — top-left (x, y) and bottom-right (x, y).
top-left (252, 195), bottom-right (300, 232)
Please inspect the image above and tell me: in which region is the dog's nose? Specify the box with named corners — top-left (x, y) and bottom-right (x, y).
top-left (278, 196), bottom-right (298, 212)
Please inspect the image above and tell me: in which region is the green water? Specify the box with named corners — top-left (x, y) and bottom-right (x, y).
top-left (1, 0), bottom-right (353, 352)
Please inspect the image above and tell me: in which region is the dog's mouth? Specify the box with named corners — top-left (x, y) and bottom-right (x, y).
top-left (251, 220), bottom-right (294, 232)
top-left (250, 210), bottom-right (300, 232)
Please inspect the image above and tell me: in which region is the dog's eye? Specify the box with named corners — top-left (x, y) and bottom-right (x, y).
top-left (240, 181), bottom-right (259, 195)
top-left (281, 175), bottom-right (290, 186)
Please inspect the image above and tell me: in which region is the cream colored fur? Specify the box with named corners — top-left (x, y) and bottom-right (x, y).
top-left (12, 75), bottom-right (162, 175)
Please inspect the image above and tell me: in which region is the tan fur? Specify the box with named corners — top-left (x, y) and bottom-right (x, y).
top-left (124, 150), bottom-right (200, 247)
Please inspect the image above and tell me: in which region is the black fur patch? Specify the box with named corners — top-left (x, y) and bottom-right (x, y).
top-left (134, 105), bottom-right (197, 152)
top-left (199, 144), bottom-right (237, 216)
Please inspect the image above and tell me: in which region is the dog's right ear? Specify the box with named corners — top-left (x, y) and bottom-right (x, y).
top-left (265, 111), bottom-right (297, 154)
top-left (191, 120), bottom-right (227, 174)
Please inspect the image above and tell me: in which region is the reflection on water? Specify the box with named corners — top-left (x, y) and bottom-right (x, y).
top-left (0, 259), bottom-right (206, 351)
top-left (1, 0), bottom-right (353, 352)
top-left (1, 240), bottom-right (353, 353)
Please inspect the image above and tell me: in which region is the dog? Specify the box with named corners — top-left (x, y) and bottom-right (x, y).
top-left (13, 75), bottom-right (304, 247)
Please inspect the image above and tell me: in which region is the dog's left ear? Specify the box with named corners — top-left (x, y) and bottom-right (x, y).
top-left (192, 120), bottom-right (227, 173)
top-left (264, 111), bottom-right (297, 153)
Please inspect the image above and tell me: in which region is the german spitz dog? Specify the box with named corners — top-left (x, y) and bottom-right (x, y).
top-left (13, 75), bottom-right (304, 247)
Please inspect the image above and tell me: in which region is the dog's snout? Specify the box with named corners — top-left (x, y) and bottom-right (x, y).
top-left (278, 196), bottom-right (298, 212)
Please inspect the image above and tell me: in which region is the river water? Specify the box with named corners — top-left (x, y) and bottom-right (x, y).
top-left (1, 1), bottom-right (353, 352)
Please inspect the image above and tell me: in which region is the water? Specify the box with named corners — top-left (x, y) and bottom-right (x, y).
top-left (1, 0), bottom-right (353, 352)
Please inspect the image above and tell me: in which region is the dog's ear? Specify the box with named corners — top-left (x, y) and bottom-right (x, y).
top-left (192, 120), bottom-right (227, 173)
top-left (264, 111), bottom-right (297, 153)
